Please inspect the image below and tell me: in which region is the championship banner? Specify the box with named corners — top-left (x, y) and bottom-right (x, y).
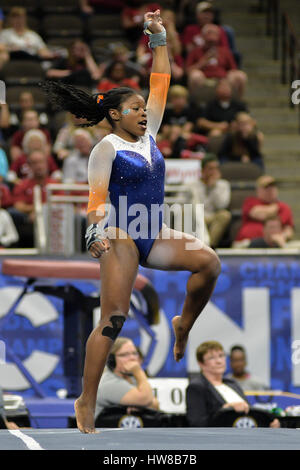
top-left (0, 255), bottom-right (300, 398)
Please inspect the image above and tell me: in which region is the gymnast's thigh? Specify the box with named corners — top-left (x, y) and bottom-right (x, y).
top-left (99, 233), bottom-right (140, 315)
top-left (141, 224), bottom-right (216, 272)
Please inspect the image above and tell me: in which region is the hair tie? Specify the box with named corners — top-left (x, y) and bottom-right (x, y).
top-left (97, 94), bottom-right (104, 106)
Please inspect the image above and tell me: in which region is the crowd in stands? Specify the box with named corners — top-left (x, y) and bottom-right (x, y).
top-left (0, 1), bottom-right (295, 250)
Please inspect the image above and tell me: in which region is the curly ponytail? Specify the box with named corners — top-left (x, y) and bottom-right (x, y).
top-left (40, 80), bottom-right (137, 128)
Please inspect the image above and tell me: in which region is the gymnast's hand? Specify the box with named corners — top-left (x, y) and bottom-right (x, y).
top-left (89, 238), bottom-right (110, 259)
top-left (144, 9), bottom-right (164, 34)
top-left (85, 222), bottom-right (110, 258)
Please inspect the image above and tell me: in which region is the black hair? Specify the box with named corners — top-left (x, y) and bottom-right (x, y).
top-left (230, 345), bottom-right (246, 356)
top-left (39, 80), bottom-right (137, 128)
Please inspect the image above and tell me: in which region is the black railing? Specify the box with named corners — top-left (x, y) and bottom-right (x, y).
top-left (261, 0), bottom-right (300, 131)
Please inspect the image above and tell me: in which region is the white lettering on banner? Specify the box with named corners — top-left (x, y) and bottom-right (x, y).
top-left (187, 288), bottom-right (270, 386)
top-left (291, 289), bottom-right (300, 385)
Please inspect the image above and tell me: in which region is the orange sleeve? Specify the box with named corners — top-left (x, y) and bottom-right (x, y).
top-left (147, 72), bottom-right (171, 138)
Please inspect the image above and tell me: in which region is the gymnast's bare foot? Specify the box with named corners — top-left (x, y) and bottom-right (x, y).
top-left (74, 397), bottom-right (98, 434)
top-left (172, 315), bottom-right (189, 362)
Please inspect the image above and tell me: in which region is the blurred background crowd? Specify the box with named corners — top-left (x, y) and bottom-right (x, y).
top-left (0, 0), bottom-right (297, 251)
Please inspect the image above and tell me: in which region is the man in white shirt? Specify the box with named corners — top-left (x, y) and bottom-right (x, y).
top-left (195, 153), bottom-right (231, 248)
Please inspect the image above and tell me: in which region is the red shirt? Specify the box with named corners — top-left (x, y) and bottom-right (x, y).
top-left (13, 177), bottom-right (58, 206)
top-left (181, 24), bottom-right (229, 50)
top-left (235, 196), bottom-right (294, 241)
top-left (186, 45), bottom-right (237, 78)
top-left (10, 154), bottom-right (58, 180)
top-left (0, 183), bottom-right (13, 208)
top-left (97, 78), bottom-right (140, 92)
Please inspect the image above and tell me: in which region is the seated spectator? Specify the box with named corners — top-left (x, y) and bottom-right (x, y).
top-left (98, 44), bottom-right (144, 88)
top-left (234, 175), bottom-right (294, 247)
top-left (9, 129), bottom-right (60, 183)
top-left (186, 340), bottom-right (279, 427)
top-left (11, 149), bottom-right (58, 247)
top-left (181, 2), bottom-right (230, 54)
top-left (0, 187), bottom-right (19, 248)
top-left (46, 39), bottom-right (101, 87)
top-left (157, 85), bottom-right (207, 158)
top-left (62, 129), bottom-right (93, 183)
top-left (197, 79), bottom-right (248, 137)
top-left (226, 345), bottom-right (268, 391)
top-left (97, 60), bottom-right (141, 92)
top-left (8, 91), bottom-right (49, 137)
top-left (248, 216), bottom-right (287, 248)
top-left (186, 24), bottom-right (247, 100)
top-left (136, 9), bottom-right (184, 84)
top-left (95, 337), bottom-right (159, 419)
top-left (9, 109), bottom-right (52, 162)
top-left (218, 112), bottom-right (264, 168)
top-left (53, 113), bottom-right (100, 161)
top-left (0, 7), bottom-right (56, 61)
top-left (121, 1), bottom-right (161, 46)
top-left (194, 153), bottom-right (231, 248)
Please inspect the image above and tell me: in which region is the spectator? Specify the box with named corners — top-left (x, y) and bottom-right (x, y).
top-left (9, 109), bottom-right (52, 162)
top-left (97, 60), bottom-right (141, 92)
top-left (0, 387), bottom-right (19, 430)
top-left (95, 337), bottom-right (159, 419)
top-left (8, 91), bottom-right (50, 137)
top-left (234, 175), bottom-right (294, 247)
top-left (11, 149), bottom-right (58, 247)
top-left (226, 345), bottom-right (268, 391)
top-left (136, 9), bottom-right (184, 84)
top-left (9, 129), bottom-right (60, 183)
top-left (46, 39), bottom-right (101, 87)
top-left (194, 153), bottom-right (231, 248)
top-left (186, 24), bottom-right (247, 101)
top-left (98, 44), bottom-right (144, 87)
top-left (62, 129), bottom-right (93, 183)
top-left (181, 1), bottom-right (230, 54)
top-left (248, 216), bottom-right (287, 248)
top-left (197, 79), bottom-right (248, 137)
top-left (0, 186), bottom-right (19, 248)
top-left (157, 85), bottom-right (207, 158)
top-left (0, 7), bottom-right (56, 61)
top-left (53, 113), bottom-right (101, 161)
top-left (186, 340), bottom-right (279, 427)
top-left (218, 112), bottom-right (264, 168)
top-left (122, 1), bottom-right (161, 46)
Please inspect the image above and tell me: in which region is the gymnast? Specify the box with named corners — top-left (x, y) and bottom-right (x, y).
top-left (41, 9), bottom-right (221, 433)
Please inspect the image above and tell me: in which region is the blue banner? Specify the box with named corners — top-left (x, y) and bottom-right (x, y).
top-left (0, 255), bottom-right (300, 398)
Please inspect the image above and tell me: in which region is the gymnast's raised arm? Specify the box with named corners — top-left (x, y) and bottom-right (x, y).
top-left (145, 9), bottom-right (171, 139)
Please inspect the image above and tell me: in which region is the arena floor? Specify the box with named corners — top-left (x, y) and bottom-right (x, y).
top-left (1, 427), bottom-right (300, 450)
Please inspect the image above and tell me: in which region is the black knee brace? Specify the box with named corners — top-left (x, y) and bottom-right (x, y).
top-left (102, 315), bottom-right (126, 341)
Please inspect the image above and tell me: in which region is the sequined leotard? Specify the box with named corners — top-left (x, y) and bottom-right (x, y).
top-left (87, 73), bottom-right (170, 263)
